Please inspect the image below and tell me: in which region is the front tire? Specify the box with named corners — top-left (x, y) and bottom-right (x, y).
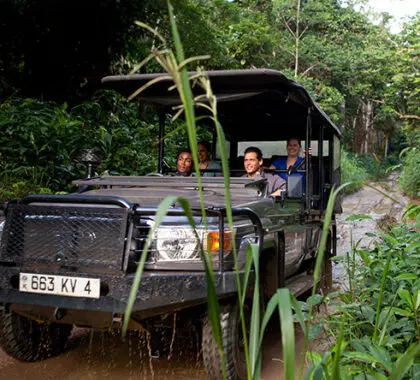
top-left (0, 311), bottom-right (72, 362)
top-left (202, 303), bottom-right (247, 380)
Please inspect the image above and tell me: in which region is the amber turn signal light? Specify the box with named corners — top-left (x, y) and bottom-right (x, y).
top-left (205, 231), bottom-right (233, 254)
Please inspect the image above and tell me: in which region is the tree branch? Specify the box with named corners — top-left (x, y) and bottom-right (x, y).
top-left (395, 112), bottom-right (420, 120)
top-left (301, 63), bottom-right (318, 76)
top-left (298, 24), bottom-right (309, 39)
top-left (283, 20), bottom-right (296, 38)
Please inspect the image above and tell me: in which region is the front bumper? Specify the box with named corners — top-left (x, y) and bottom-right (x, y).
top-left (0, 268), bottom-right (241, 316)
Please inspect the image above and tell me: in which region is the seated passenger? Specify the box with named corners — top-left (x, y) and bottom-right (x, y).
top-left (174, 149), bottom-right (193, 176)
top-left (269, 137), bottom-right (304, 180)
top-left (243, 147), bottom-right (285, 196)
top-left (197, 141), bottom-right (222, 177)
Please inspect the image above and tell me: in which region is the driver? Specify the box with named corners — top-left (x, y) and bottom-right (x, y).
top-left (243, 147), bottom-right (285, 196)
top-left (175, 149), bottom-right (193, 176)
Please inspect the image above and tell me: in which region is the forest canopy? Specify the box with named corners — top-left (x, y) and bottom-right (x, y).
top-left (0, 0), bottom-right (419, 198)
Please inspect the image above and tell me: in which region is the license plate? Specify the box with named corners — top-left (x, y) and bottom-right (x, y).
top-left (19, 273), bottom-right (100, 299)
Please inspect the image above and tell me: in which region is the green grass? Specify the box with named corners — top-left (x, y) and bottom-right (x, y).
top-left (400, 148), bottom-right (420, 198)
top-left (341, 151), bottom-right (368, 193)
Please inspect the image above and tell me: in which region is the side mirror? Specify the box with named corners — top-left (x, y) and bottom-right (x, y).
top-left (287, 176), bottom-right (303, 198)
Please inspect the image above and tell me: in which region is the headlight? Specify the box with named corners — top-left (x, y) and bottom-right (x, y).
top-left (156, 227), bottom-right (202, 261)
top-left (154, 226), bottom-right (233, 262)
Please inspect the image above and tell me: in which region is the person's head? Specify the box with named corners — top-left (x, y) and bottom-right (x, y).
top-left (197, 141), bottom-right (211, 163)
top-left (176, 149), bottom-right (193, 176)
top-left (244, 146), bottom-right (263, 177)
top-left (286, 138), bottom-right (301, 158)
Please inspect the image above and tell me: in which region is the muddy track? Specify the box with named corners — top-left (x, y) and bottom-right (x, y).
top-left (0, 176), bottom-right (408, 379)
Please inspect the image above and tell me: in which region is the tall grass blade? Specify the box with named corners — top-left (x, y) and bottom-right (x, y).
top-left (299, 183), bottom-right (349, 379)
top-left (291, 295), bottom-right (308, 336)
top-left (249, 243), bottom-right (261, 377)
top-left (178, 55), bottom-right (211, 70)
top-left (278, 288), bottom-right (295, 380)
top-left (241, 245), bottom-right (253, 306)
top-left (331, 313), bottom-right (346, 380)
top-left (364, 183), bottom-right (402, 205)
top-left (373, 251), bottom-right (393, 343)
top-left (212, 115), bottom-right (251, 377)
top-left (167, 1), bottom-right (207, 225)
top-left (177, 198), bottom-right (227, 379)
top-left (123, 195), bottom-right (177, 336)
top-left (259, 293), bottom-right (280, 347)
top-left (128, 75), bottom-right (172, 100)
top-left (134, 21), bottom-right (165, 43)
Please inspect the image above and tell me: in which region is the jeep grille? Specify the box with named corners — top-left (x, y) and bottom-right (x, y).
top-left (0, 204), bottom-right (129, 269)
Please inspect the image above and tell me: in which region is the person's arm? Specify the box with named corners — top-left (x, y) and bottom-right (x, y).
top-left (269, 174), bottom-right (286, 196)
top-left (270, 157), bottom-right (286, 169)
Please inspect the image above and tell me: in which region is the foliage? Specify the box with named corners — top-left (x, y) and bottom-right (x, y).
top-left (340, 150), bottom-right (401, 194)
top-left (353, 153), bottom-right (400, 180)
top-left (400, 148), bottom-right (420, 198)
top-left (313, 219), bottom-right (420, 378)
top-left (0, 93), bottom-right (211, 201)
top-left (0, 97), bottom-right (85, 198)
top-left (340, 151), bottom-right (368, 193)
top-left (384, 13), bottom-right (420, 132)
top-left (1, 0), bottom-right (417, 161)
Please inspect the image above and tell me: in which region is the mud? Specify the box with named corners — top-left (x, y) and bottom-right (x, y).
top-left (0, 175), bottom-right (408, 379)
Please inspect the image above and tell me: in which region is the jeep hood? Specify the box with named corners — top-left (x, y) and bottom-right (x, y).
top-left (73, 176), bottom-right (264, 209)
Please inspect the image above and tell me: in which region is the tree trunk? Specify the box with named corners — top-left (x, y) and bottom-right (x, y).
top-left (294, 0), bottom-right (301, 78)
top-left (353, 100), bottom-right (375, 154)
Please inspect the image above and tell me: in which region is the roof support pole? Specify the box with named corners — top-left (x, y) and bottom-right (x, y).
top-left (158, 111), bottom-right (165, 174)
top-left (305, 108), bottom-right (312, 213)
top-left (319, 125), bottom-right (324, 209)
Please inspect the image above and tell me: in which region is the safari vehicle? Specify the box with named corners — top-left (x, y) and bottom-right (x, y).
top-left (0, 69), bottom-right (341, 379)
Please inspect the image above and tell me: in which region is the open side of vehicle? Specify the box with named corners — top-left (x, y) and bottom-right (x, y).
top-left (0, 69), bottom-right (341, 378)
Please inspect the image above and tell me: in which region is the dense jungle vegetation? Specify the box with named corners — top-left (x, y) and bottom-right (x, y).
top-left (0, 1), bottom-right (419, 378)
top-left (0, 0), bottom-right (419, 198)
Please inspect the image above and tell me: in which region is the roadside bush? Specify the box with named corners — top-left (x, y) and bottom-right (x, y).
top-left (0, 97), bottom-right (86, 198)
top-left (305, 216), bottom-right (420, 378)
top-left (400, 148), bottom-right (420, 198)
top-left (355, 154), bottom-right (400, 179)
top-left (0, 93), bottom-right (212, 201)
top-left (340, 152), bottom-right (400, 194)
top-left (340, 151), bottom-right (368, 193)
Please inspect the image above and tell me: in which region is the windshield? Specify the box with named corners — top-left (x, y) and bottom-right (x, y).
top-left (215, 140), bottom-right (330, 160)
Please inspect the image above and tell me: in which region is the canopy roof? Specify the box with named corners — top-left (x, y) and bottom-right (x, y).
top-left (102, 69), bottom-right (341, 141)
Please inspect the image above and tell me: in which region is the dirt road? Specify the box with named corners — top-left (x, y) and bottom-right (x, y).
top-left (0, 176), bottom-right (408, 379)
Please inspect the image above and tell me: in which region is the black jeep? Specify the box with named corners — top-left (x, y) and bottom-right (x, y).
top-left (0, 69), bottom-right (341, 379)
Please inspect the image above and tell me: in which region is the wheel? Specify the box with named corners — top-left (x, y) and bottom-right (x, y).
top-left (202, 303), bottom-right (247, 380)
top-left (0, 311), bottom-right (72, 362)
